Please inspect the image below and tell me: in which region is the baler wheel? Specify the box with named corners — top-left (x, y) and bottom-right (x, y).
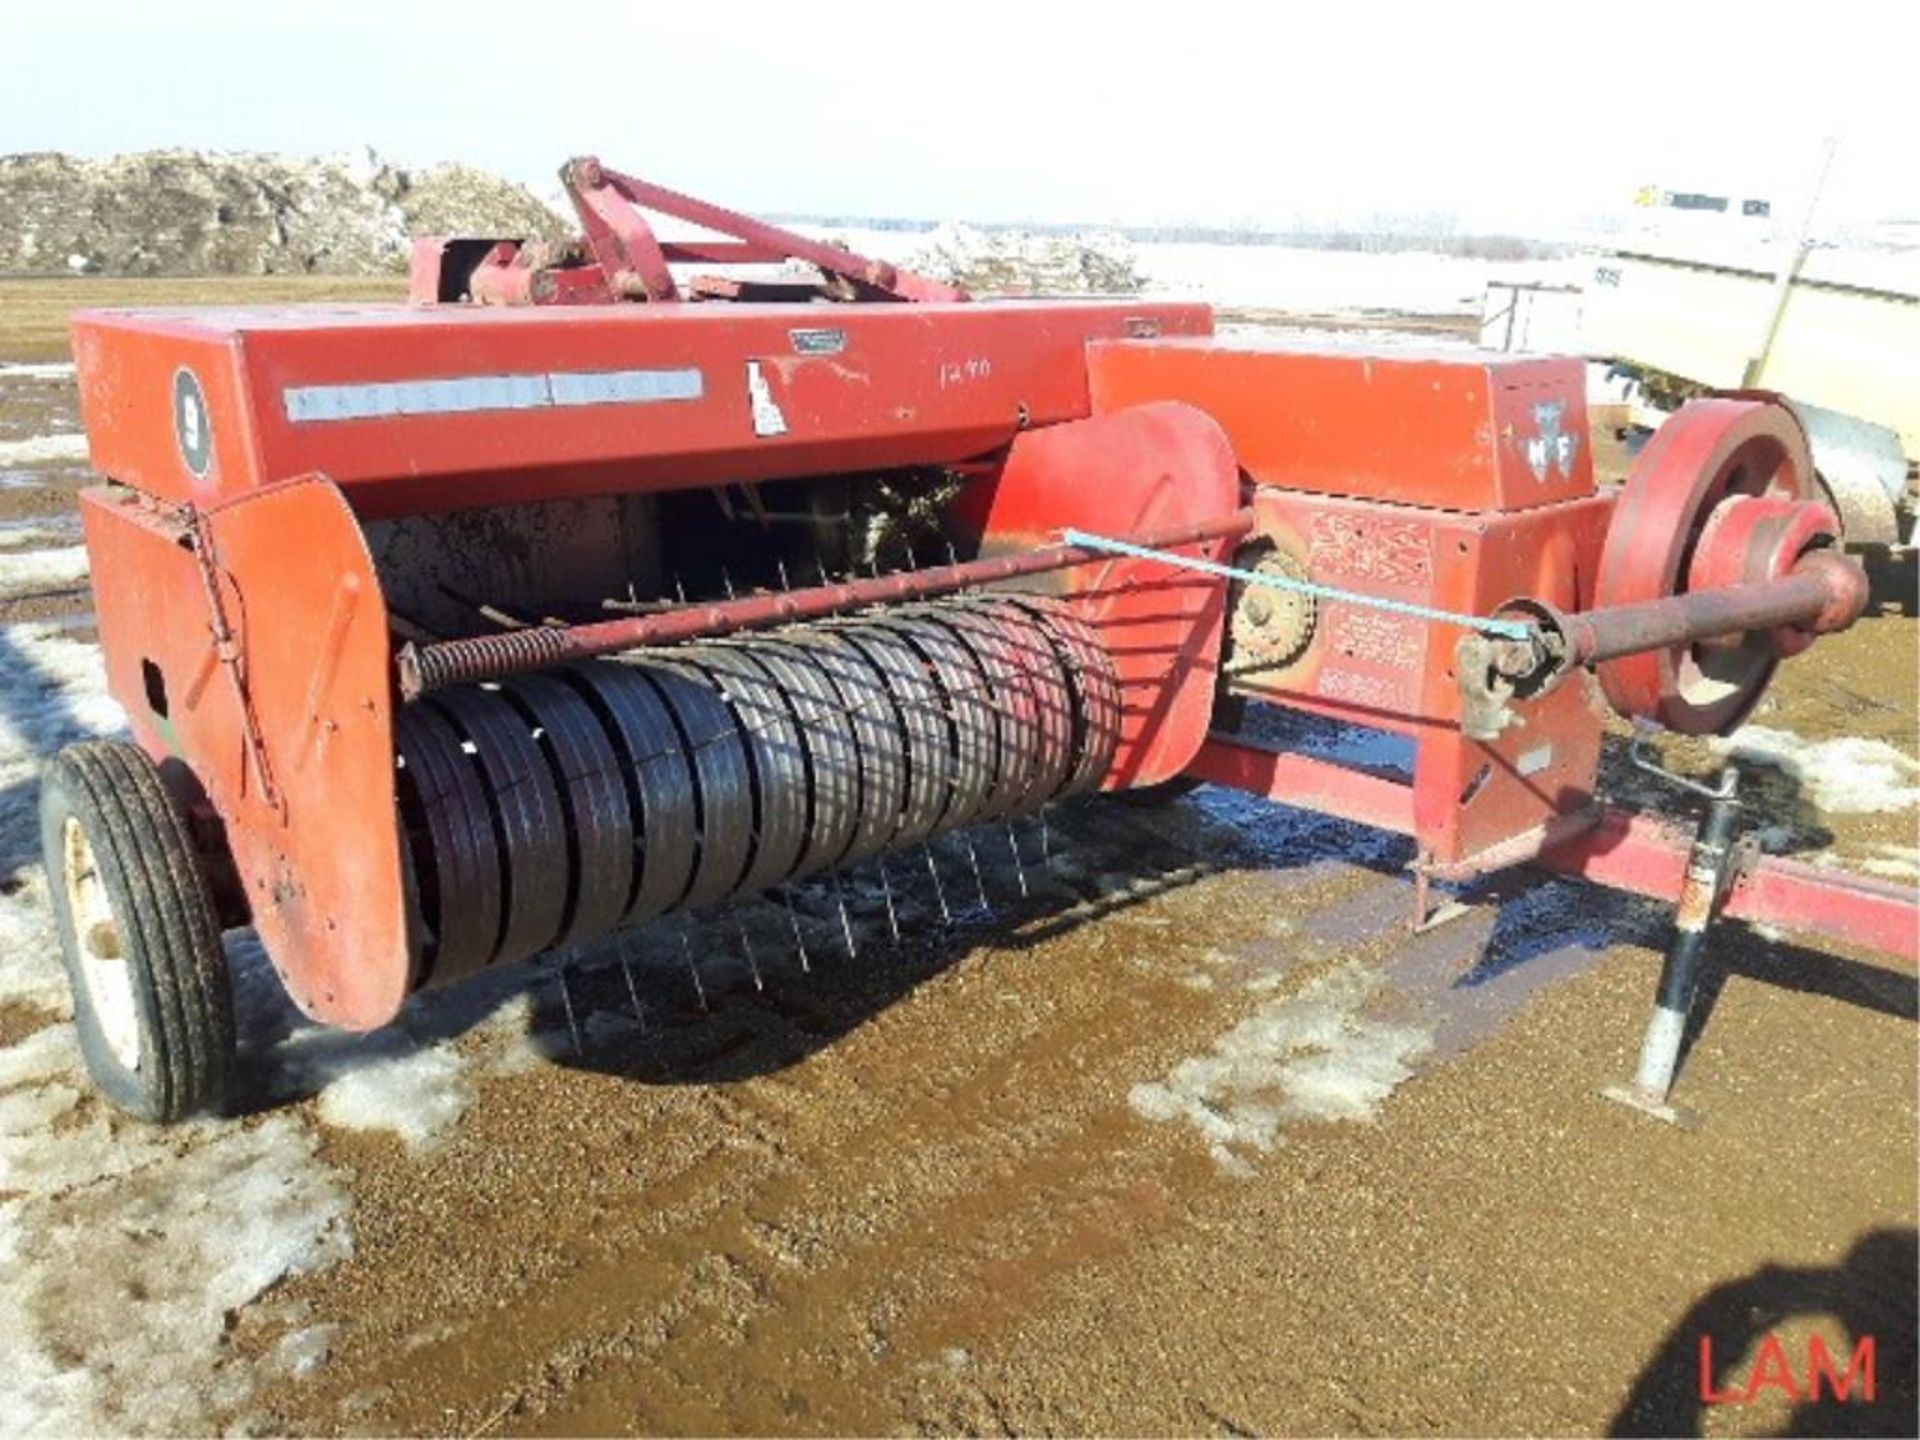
top-left (635, 657), bottom-right (758, 910)
top-left (961, 599), bottom-right (1077, 803)
top-left (685, 645), bottom-right (814, 891)
top-left (498, 673), bottom-right (636, 949)
top-left (39, 740), bottom-right (235, 1123)
top-left (1005, 596), bottom-right (1124, 799)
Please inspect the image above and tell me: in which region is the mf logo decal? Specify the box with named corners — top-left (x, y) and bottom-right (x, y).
top-left (1524, 399), bottom-right (1578, 481)
top-left (173, 368), bottom-right (212, 477)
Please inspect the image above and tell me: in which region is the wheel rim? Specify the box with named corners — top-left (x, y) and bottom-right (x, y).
top-left (62, 815), bottom-right (141, 1070)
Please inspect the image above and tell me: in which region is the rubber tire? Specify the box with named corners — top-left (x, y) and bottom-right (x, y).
top-left (40, 739), bottom-right (235, 1123)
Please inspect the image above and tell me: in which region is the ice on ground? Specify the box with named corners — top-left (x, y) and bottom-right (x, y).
top-left (1137, 242), bottom-right (1490, 315)
top-left (0, 545), bottom-right (88, 597)
top-left (1130, 962), bottom-right (1431, 1173)
top-left (0, 622), bottom-right (126, 1017)
top-left (1709, 726), bottom-right (1920, 814)
top-left (305, 990), bottom-right (555, 1149)
top-left (0, 435), bottom-right (87, 468)
top-left (316, 1044), bottom-right (473, 1150)
top-left (801, 226), bottom-right (1493, 318)
top-left (0, 1011), bottom-right (350, 1435)
top-left (1858, 843), bottom-right (1920, 881)
top-left (0, 516), bottom-right (81, 549)
top-left (0, 363), bottom-right (77, 382)
top-left (0, 1101), bottom-right (351, 1435)
top-left (0, 621), bottom-right (123, 757)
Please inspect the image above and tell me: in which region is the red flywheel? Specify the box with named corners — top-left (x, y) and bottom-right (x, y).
top-left (1593, 396), bottom-right (1834, 735)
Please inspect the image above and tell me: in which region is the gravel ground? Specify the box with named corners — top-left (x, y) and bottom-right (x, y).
top-left (0, 282), bottom-right (1912, 1437)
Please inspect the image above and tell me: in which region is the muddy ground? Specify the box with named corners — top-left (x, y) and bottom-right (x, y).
top-left (0, 279), bottom-right (1913, 1438)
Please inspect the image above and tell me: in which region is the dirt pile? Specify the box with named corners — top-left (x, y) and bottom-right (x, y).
top-left (0, 150), bottom-right (571, 277)
top-left (908, 222), bottom-right (1143, 295)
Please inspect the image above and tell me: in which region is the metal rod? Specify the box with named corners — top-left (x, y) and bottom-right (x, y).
top-left (398, 509), bottom-right (1255, 697)
top-left (781, 889), bottom-right (813, 974)
top-left (1557, 555), bottom-right (1859, 666)
top-left (1061, 526), bottom-right (1535, 640)
top-left (556, 964), bottom-right (583, 1055)
top-left (923, 844), bottom-right (953, 925)
top-left (680, 928), bottom-right (709, 1010)
top-left (875, 860), bottom-right (902, 943)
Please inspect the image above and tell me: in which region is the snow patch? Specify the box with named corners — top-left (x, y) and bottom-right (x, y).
top-left (0, 1103), bottom-right (350, 1435)
top-left (0, 363), bottom-right (76, 382)
top-left (1858, 843), bottom-right (1920, 881)
top-left (0, 621), bottom-right (123, 754)
top-left (0, 545), bottom-right (88, 597)
top-left (0, 516), bottom-right (81, 549)
top-left (907, 222), bottom-right (1141, 295)
top-left (1130, 962), bottom-right (1431, 1172)
top-left (0, 435), bottom-right (87, 468)
top-left (1709, 726), bottom-right (1920, 814)
top-left (316, 1044), bottom-right (472, 1150)
top-left (0, 619), bottom-right (361, 1434)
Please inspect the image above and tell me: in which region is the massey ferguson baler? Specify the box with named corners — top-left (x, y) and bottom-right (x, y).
top-left (45, 158), bottom-right (1917, 1126)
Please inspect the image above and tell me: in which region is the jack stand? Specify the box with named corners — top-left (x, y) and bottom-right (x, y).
top-left (1604, 737), bottom-right (1744, 1124)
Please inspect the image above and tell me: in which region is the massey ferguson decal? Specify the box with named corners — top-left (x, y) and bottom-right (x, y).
top-left (1524, 399), bottom-right (1579, 481)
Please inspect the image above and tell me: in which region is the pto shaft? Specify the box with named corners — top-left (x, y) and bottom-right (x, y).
top-left (1549, 550), bottom-right (1866, 667)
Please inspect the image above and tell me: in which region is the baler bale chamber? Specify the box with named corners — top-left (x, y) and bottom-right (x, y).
top-left (43, 157), bottom-right (1917, 1125)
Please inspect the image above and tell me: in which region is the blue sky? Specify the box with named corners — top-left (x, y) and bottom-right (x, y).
top-left (4, 0), bottom-right (1912, 233)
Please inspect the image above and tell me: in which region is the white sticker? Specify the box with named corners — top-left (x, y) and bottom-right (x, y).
top-left (1517, 743), bottom-right (1554, 776)
top-left (283, 367), bottom-right (702, 423)
top-left (746, 361), bottom-right (788, 438)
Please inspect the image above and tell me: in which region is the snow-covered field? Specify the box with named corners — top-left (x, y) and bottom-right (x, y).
top-left (802, 224), bottom-right (1536, 318)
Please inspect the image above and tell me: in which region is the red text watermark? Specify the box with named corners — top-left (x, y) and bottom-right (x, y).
top-left (1699, 1333), bottom-right (1876, 1406)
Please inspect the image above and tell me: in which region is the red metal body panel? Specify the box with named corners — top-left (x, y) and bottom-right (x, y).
top-left (80, 478), bottom-right (406, 1028)
top-left (71, 302), bottom-right (1209, 520)
top-left (1240, 487), bottom-right (1615, 869)
top-left (1087, 338), bottom-right (1594, 511)
top-left (970, 402), bottom-right (1243, 787)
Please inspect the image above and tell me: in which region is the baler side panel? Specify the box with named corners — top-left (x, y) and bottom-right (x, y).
top-left (79, 479), bottom-right (408, 1029)
top-left (1241, 490), bottom-right (1613, 867)
top-left (972, 402), bottom-right (1242, 787)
